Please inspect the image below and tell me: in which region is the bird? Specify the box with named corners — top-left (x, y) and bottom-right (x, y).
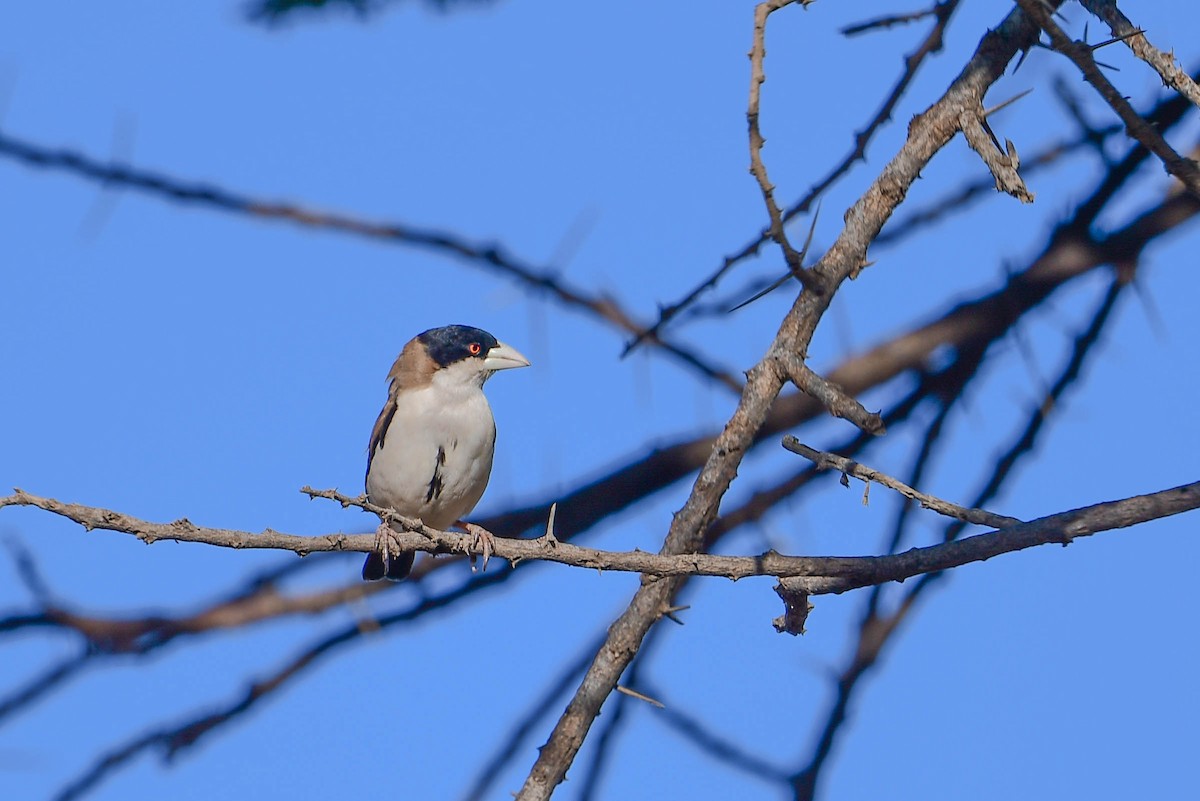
top-left (362, 324), bottom-right (530, 581)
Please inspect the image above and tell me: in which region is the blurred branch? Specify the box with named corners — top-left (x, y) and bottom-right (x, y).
top-left (52, 560), bottom-right (522, 801)
top-left (788, 589), bottom-right (918, 800)
top-left (458, 632), bottom-right (605, 801)
top-left (841, 5), bottom-right (940, 37)
top-left (5, 127), bottom-right (1191, 751)
top-left (791, 275), bottom-right (1129, 798)
top-left (638, 679), bottom-right (791, 786)
top-left (625, 0), bottom-right (961, 353)
top-left (1017, 0), bottom-right (1200, 196)
top-left (0, 650), bottom-right (91, 723)
top-left (247, 0), bottom-right (492, 24)
top-left (0, 130), bottom-right (742, 393)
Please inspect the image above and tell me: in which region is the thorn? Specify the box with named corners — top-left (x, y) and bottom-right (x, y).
top-left (1006, 138), bottom-right (1020, 170)
top-left (615, 685), bottom-right (665, 708)
top-left (797, 200), bottom-right (821, 264)
top-left (543, 502), bottom-right (559, 544)
top-left (663, 604), bottom-right (691, 625)
top-left (983, 88), bottom-right (1034, 118)
top-left (1013, 48), bottom-right (1030, 75)
top-left (1090, 29), bottom-right (1143, 51)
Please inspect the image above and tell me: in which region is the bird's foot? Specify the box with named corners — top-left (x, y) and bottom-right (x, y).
top-left (362, 521), bottom-right (415, 581)
top-left (462, 523), bottom-right (496, 573)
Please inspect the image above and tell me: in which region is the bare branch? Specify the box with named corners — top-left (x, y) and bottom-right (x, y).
top-left (1016, 0), bottom-right (1200, 196)
top-left (747, 0), bottom-right (823, 294)
top-left (639, 680), bottom-right (791, 786)
top-left (1079, 0), bottom-right (1200, 110)
top-left (14, 484), bottom-right (1195, 587)
top-left (515, 5), bottom-right (1075, 792)
top-left (958, 108), bottom-right (1035, 201)
top-left (624, 0), bottom-right (962, 354)
top-left (780, 357), bottom-right (887, 435)
top-left (782, 438), bottom-right (1020, 528)
top-left (842, 6), bottom-right (938, 37)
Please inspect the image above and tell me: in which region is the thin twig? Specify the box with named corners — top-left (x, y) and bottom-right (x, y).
top-left (780, 358), bottom-right (886, 435)
top-left (782, 438), bottom-right (1020, 528)
top-left (747, 0), bottom-right (823, 294)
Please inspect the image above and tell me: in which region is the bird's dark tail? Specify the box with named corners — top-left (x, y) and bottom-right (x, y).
top-left (362, 549), bottom-right (415, 581)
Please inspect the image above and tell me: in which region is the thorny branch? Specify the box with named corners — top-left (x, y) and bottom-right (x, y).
top-left (624, 0), bottom-right (961, 353)
top-left (6, 134), bottom-right (1195, 799)
top-left (12, 483), bottom-right (1197, 590)
top-left (7, 2), bottom-right (1200, 799)
top-left (781, 439), bottom-right (1020, 529)
top-left (514, 4), bottom-right (1072, 799)
top-left (747, 0), bottom-right (823, 294)
top-left (1079, 0), bottom-right (1200, 110)
top-left (1016, 0), bottom-right (1200, 196)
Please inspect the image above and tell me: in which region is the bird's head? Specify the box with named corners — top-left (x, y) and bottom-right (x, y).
top-left (399, 325), bottom-right (530, 391)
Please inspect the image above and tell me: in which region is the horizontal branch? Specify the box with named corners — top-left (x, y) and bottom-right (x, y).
top-left (5, 481), bottom-right (1196, 591)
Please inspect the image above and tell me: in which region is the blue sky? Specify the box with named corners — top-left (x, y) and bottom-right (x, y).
top-left (2, 2), bottom-right (1198, 799)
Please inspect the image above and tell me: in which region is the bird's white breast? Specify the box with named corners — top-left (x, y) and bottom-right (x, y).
top-left (366, 380), bottom-right (497, 531)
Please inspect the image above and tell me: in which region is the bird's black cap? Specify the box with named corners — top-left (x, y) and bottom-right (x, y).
top-left (418, 325), bottom-right (500, 368)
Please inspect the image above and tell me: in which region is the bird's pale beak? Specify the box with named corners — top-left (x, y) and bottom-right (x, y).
top-left (482, 341), bottom-right (531, 371)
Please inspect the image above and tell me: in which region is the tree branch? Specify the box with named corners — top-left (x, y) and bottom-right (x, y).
top-left (1079, 0), bottom-right (1200, 110)
top-left (513, 4), bottom-right (1067, 794)
top-left (781, 438), bottom-right (1020, 528)
top-left (1016, 0), bottom-right (1200, 196)
top-left (624, 0), bottom-right (962, 353)
top-left (10, 483), bottom-right (1193, 588)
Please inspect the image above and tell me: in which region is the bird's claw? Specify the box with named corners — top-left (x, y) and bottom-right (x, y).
top-left (463, 523), bottom-right (496, 573)
top-left (364, 519), bottom-right (417, 580)
top-left (373, 521), bottom-right (396, 562)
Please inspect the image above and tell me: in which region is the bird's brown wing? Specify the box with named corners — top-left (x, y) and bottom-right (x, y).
top-left (365, 338), bottom-right (438, 482)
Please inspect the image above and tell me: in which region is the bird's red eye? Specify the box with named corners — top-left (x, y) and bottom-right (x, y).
top-left (468, 342), bottom-right (482, 355)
